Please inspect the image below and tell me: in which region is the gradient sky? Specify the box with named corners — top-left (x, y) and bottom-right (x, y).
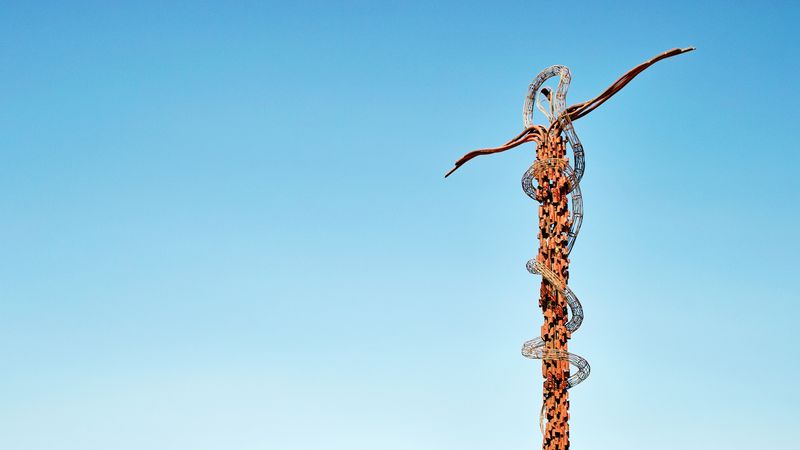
top-left (1, 1), bottom-right (798, 449)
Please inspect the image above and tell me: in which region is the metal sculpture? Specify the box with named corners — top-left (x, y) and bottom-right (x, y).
top-left (445, 47), bottom-right (694, 450)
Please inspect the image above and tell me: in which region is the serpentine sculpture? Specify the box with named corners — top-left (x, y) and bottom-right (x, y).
top-left (445, 47), bottom-right (694, 450)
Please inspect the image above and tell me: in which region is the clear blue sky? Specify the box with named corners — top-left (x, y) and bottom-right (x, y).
top-left (1, 1), bottom-right (798, 449)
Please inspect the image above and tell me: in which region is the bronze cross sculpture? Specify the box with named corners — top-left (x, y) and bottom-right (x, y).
top-left (446, 47), bottom-right (694, 450)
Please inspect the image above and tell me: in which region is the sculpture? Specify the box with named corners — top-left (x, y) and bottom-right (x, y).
top-left (445, 47), bottom-right (694, 450)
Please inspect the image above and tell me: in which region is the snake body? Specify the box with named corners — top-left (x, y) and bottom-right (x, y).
top-left (520, 65), bottom-right (590, 389)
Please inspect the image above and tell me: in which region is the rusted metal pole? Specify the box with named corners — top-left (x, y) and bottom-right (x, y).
top-left (535, 132), bottom-right (572, 449)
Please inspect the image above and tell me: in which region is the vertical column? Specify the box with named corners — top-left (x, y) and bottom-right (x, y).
top-left (535, 132), bottom-right (571, 450)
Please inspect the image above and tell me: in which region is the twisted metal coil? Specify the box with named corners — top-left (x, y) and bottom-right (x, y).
top-left (519, 69), bottom-right (590, 434)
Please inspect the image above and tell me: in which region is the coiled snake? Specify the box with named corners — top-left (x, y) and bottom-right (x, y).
top-left (520, 65), bottom-right (589, 433)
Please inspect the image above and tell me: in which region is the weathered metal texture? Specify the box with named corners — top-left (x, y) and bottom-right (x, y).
top-left (445, 47), bottom-right (694, 450)
top-left (535, 132), bottom-right (572, 449)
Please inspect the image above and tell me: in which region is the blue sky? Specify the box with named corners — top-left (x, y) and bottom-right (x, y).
top-left (1, 1), bottom-right (798, 449)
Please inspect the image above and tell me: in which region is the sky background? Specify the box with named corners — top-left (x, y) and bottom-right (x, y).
top-left (1, 1), bottom-right (799, 449)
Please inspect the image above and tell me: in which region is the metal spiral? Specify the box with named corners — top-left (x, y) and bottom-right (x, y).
top-left (520, 65), bottom-right (590, 433)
